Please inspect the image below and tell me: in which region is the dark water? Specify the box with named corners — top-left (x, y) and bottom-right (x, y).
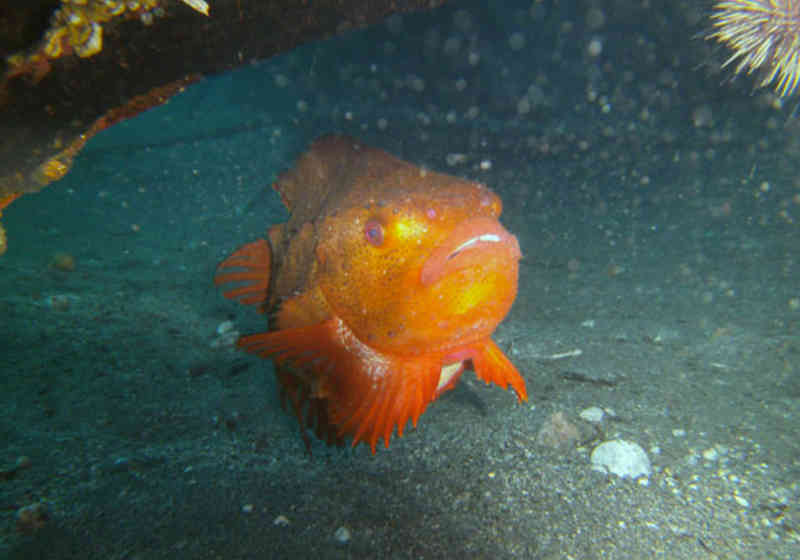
top-left (2, 1), bottom-right (798, 558)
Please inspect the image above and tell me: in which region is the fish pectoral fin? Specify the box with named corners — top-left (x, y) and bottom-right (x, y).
top-left (238, 318), bottom-right (443, 454)
top-left (214, 239), bottom-right (271, 310)
top-left (469, 338), bottom-right (529, 403)
top-left (329, 353), bottom-right (443, 455)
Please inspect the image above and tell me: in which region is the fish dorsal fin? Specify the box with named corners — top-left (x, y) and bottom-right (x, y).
top-left (274, 134), bottom-right (418, 233)
top-left (237, 317), bottom-right (443, 454)
top-left (273, 135), bottom-right (364, 220)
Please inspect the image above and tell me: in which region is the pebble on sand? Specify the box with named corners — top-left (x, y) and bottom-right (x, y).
top-left (16, 502), bottom-right (49, 534)
top-left (334, 526), bottom-right (352, 544)
top-left (579, 406), bottom-right (605, 423)
top-left (591, 439), bottom-right (652, 479)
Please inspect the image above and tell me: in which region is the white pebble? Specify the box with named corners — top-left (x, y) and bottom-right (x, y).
top-left (508, 32), bottom-right (526, 51)
top-left (333, 526), bottom-right (351, 543)
top-left (273, 514), bottom-right (290, 527)
top-left (446, 153), bottom-right (467, 166)
top-left (591, 439), bottom-right (652, 479)
top-left (702, 447), bottom-right (719, 461)
top-left (733, 494), bottom-right (750, 508)
top-left (587, 37), bottom-right (603, 57)
top-left (217, 320), bottom-right (235, 335)
top-left (579, 406), bottom-right (605, 423)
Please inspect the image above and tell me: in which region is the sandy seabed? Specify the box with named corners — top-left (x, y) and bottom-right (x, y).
top-left (2, 1), bottom-right (798, 558)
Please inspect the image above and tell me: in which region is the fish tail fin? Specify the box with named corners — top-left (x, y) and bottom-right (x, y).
top-left (471, 338), bottom-right (528, 402)
top-left (214, 239), bottom-right (271, 311)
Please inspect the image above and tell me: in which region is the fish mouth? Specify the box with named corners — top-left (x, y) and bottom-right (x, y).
top-left (420, 216), bottom-right (521, 286)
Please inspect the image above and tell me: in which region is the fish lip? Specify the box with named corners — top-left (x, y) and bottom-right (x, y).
top-left (420, 216), bottom-right (521, 286)
top-left (447, 232), bottom-right (503, 260)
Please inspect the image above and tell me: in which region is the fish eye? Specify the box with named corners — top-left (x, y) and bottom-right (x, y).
top-left (364, 219), bottom-right (384, 246)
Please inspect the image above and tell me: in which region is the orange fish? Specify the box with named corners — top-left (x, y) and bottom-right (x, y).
top-left (214, 135), bottom-right (526, 453)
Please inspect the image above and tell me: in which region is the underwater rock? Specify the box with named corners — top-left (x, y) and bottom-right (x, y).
top-left (16, 502), bottom-right (50, 534)
top-left (333, 526), bottom-right (352, 544)
top-left (579, 406), bottom-right (605, 423)
top-left (536, 411), bottom-right (581, 449)
top-left (590, 439), bottom-right (652, 479)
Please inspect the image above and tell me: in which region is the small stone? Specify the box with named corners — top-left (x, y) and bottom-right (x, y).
top-left (210, 323), bottom-right (240, 348)
top-left (508, 32), bottom-right (526, 51)
top-left (591, 439), bottom-right (652, 479)
top-left (733, 494), bottom-right (750, 508)
top-left (241, 504), bottom-right (254, 513)
top-left (16, 502), bottom-right (49, 534)
top-left (49, 252), bottom-right (76, 272)
top-left (536, 411), bottom-right (580, 449)
top-left (333, 526), bottom-right (351, 543)
top-left (672, 429), bottom-right (686, 437)
top-left (702, 447), bottom-right (719, 461)
top-left (273, 514), bottom-right (290, 527)
top-left (579, 406), bottom-right (605, 423)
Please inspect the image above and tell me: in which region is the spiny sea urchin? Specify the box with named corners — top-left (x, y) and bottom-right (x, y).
top-left (708, 0), bottom-right (800, 97)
